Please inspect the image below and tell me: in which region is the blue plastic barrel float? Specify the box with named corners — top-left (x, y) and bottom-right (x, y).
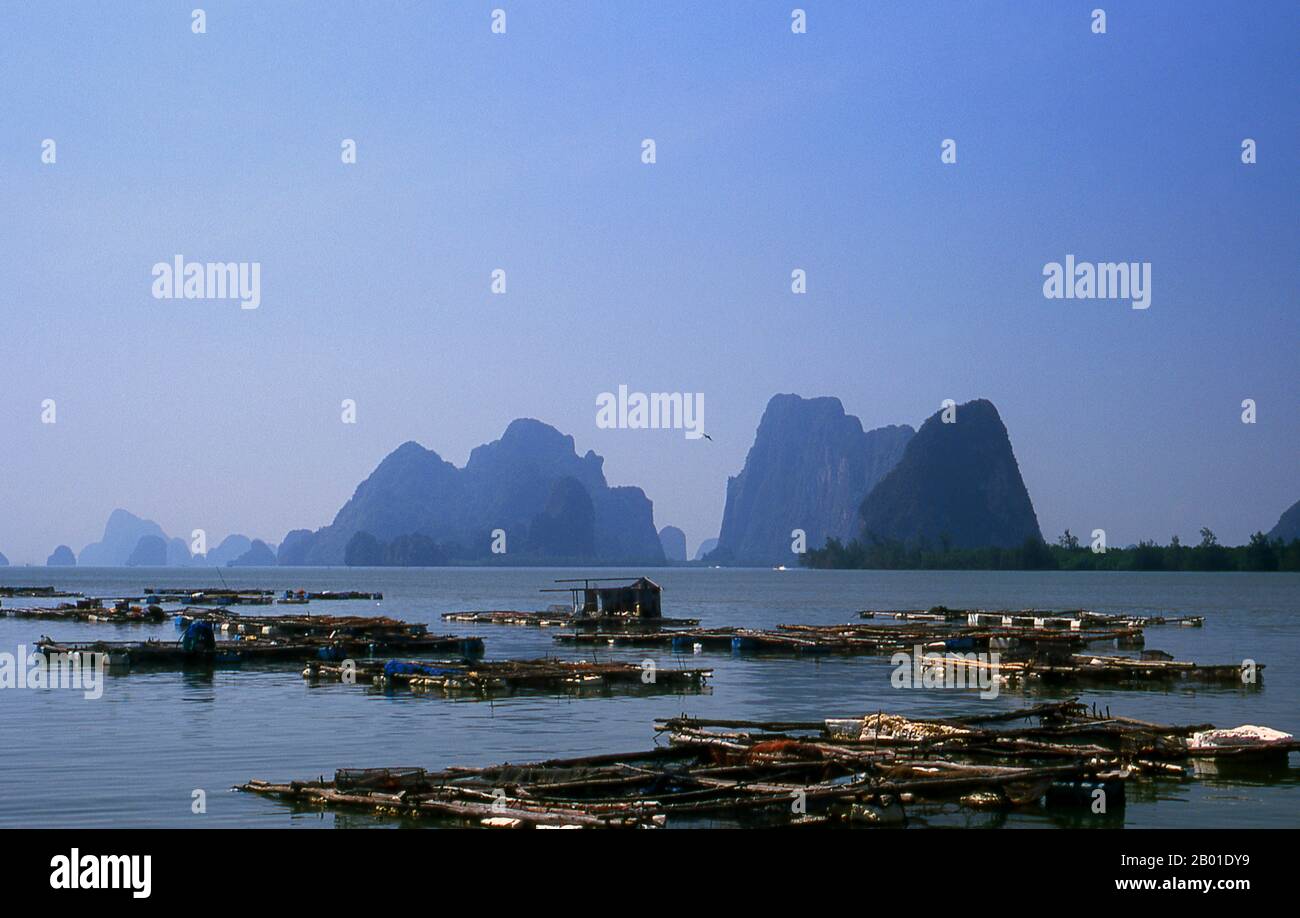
top-left (383, 660), bottom-right (463, 678)
top-left (180, 620), bottom-right (216, 654)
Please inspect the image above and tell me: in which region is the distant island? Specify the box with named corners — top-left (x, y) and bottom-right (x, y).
top-left (70, 509), bottom-right (266, 568)
top-left (284, 418), bottom-right (664, 566)
top-left (707, 396), bottom-right (1045, 567)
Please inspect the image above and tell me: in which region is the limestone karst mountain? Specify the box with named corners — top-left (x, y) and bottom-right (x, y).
top-left (47, 545), bottom-right (77, 566)
top-left (709, 394), bottom-right (914, 565)
top-left (659, 526), bottom-right (687, 563)
top-left (282, 418), bottom-right (664, 566)
top-left (1267, 499), bottom-right (1300, 542)
top-left (78, 509), bottom-right (168, 566)
top-left (858, 399), bottom-right (1042, 550)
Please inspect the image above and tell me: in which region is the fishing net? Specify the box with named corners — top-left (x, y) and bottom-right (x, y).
top-left (854, 713), bottom-right (970, 742)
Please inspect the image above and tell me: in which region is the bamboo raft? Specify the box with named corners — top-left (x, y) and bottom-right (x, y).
top-left (779, 621), bottom-right (1146, 650)
top-left (237, 700), bottom-right (1295, 828)
top-left (863, 607), bottom-right (1205, 629)
top-left (302, 591), bottom-right (384, 601)
top-left (663, 704), bottom-right (1299, 770)
top-left (973, 653), bottom-right (1263, 687)
top-left (2, 600), bottom-right (168, 624)
top-left (141, 588), bottom-right (382, 605)
top-left (556, 624), bottom-right (1253, 691)
top-left (442, 610), bottom-right (699, 629)
top-left (554, 622), bottom-right (1146, 656)
top-left (173, 608), bottom-right (425, 640)
top-left (35, 633), bottom-right (485, 670)
top-left (0, 586), bottom-right (83, 598)
top-left (142, 588), bottom-right (277, 606)
top-left (303, 657), bottom-right (711, 697)
top-left (554, 627), bottom-right (865, 654)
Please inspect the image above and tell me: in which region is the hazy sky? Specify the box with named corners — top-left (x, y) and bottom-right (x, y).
top-left (1, 2), bottom-right (1296, 564)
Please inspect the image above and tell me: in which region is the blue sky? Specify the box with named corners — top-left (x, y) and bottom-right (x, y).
top-left (0, 1), bottom-right (1296, 564)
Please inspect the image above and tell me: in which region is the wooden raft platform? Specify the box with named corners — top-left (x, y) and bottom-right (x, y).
top-left (978, 653), bottom-right (1263, 687)
top-left (862, 607), bottom-right (1205, 628)
top-left (2, 600), bottom-right (168, 625)
top-left (143, 588), bottom-right (277, 606)
top-left (0, 586), bottom-right (82, 598)
top-left (442, 610), bottom-right (699, 629)
top-left (303, 657), bottom-right (711, 697)
top-left (173, 608), bottom-right (426, 640)
top-left (553, 622), bottom-right (1146, 656)
top-left (35, 634), bottom-right (485, 670)
top-left (238, 700), bottom-right (1294, 828)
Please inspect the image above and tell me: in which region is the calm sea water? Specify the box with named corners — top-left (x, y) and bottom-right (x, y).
top-left (0, 567), bottom-right (1296, 828)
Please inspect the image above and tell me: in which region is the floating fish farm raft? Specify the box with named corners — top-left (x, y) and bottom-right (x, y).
top-left (236, 699), bottom-right (1298, 828)
top-left (172, 608), bottom-right (423, 639)
top-left (549, 612), bottom-right (1254, 691)
top-left (0, 586), bottom-right (82, 598)
top-left (35, 632), bottom-right (486, 670)
top-left (7, 576), bottom-right (1291, 829)
top-left (5, 583), bottom-right (1256, 694)
top-left (2, 598), bottom-right (168, 624)
top-left (299, 590), bottom-right (384, 601)
top-left (304, 657), bottom-right (711, 697)
top-left (137, 587), bottom-right (383, 606)
top-left (35, 606), bottom-right (485, 670)
top-left (442, 576), bottom-right (698, 630)
top-left (862, 607), bottom-right (1205, 628)
top-left (442, 610), bottom-right (700, 629)
top-left (953, 653), bottom-right (1261, 687)
top-left (141, 588), bottom-right (278, 606)
top-left (554, 621), bottom-right (1147, 655)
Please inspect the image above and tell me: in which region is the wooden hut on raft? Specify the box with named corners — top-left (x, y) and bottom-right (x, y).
top-left (542, 577), bottom-right (662, 619)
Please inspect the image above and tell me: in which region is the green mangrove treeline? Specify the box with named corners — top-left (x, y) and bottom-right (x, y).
top-left (802, 529), bottom-right (1300, 572)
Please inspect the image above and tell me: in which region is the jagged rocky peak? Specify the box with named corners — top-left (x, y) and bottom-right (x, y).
top-left (465, 418), bottom-right (607, 491)
top-left (291, 418), bottom-right (664, 566)
top-left (711, 394), bottom-right (914, 565)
